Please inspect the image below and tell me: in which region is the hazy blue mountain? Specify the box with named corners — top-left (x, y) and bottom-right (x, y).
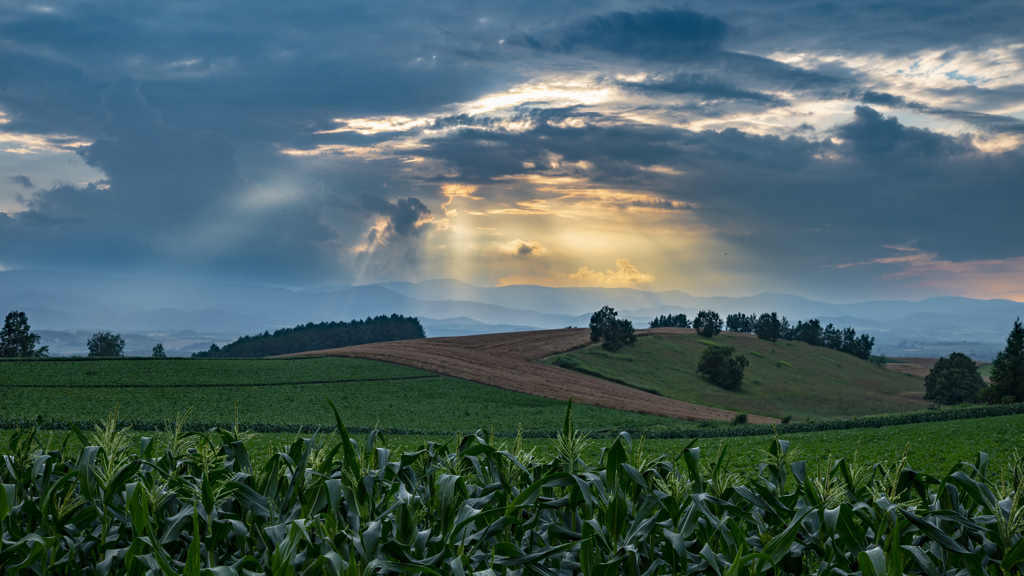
top-left (3, 270), bottom-right (1022, 359)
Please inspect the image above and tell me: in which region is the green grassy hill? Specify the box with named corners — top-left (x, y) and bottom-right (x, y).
top-left (545, 331), bottom-right (928, 420)
top-left (978, 362), bottom-right (993, 380)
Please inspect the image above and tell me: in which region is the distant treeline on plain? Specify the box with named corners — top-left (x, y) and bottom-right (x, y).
top-left (192, 314), bottom-right (425, 358)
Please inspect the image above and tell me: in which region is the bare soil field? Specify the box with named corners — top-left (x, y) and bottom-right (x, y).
top-left (887, 357), bottom-right (989, 382)
top-left (291, 328), bottom-right (778, 424)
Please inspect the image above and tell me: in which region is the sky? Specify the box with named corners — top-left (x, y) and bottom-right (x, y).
top-left (1, 1), bottom-right (1023, 303)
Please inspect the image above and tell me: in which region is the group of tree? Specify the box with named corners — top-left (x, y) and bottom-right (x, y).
top-left (589, 306), bottom-right (637, 351)
top-left (724, 312), bottom-right (875, 359)
top-left (648, 311), bottom-right (727, 338)
top-left (193, 314), bottom-right (426, 358)
top-left (0, 311), bottom-right (48, 358)
top-left (0, 311), bottom-right (130, 358)
top-left (692, 310), bottom-right (723, 338)
top-left (924, 318), bottom-right (1024, 405)
top-left (697, 344), bottom-right (748, 391)
top-left (648, 314), bottom-right (690, 328)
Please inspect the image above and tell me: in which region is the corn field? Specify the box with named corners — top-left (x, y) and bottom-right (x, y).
top-left (2, 402), bottom-right (1023, 575)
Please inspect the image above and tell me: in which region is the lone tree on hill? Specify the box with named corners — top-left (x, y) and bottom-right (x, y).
top-left (924, 352), bottom-right (985, 405)
top-left (589, 306), bottom-right (637, 351)
top-left (152, 343), bottom-right (167, 358)
top-left (0, 311), bottom-right (48, 358)
top-left (697, 344), bottom-right (748, 391)
top-left (693, 310), bottom-right (723, 338)
top-left (88, 331), bottom-right (125, 357)
top-left (981, 317), bottom-right (1024, 403)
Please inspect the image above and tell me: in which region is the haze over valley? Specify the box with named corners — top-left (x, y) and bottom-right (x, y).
top-left (4, 269), bottom-right (1019, 359)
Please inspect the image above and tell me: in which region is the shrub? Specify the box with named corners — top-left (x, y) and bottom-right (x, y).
top-left (731, 412), bottom-right (748, 425)
top-left (553, 356), bottom-right (582, 370)
top-left (697, 344), bottom-right (748, 391)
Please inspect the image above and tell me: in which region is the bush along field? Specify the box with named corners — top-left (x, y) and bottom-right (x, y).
top-left (2, 403), bottom-right (1024, 575)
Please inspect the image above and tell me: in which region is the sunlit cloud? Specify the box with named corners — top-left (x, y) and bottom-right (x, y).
top-left (439, 183), bottom-right (479, 217)
top-left (316, 116), bottom-right (435, 135)
top-left (836, 246), bottom-right (1024, 301)
top-left (496, 238), bottom-right (547, 257)
top-left (497, 258), bottom-right (655, 288)
top-left (0, 129), bottom-right (91, 154)
top-left (770, 46), bottom-right (1024, 135)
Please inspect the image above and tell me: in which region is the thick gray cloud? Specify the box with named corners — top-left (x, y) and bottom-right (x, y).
top-left (358, 194), bottom-right (432, 238)
top-left (518, 8), bottom-right (728, 59)
top-left (835, 106), bottom-right (974, 160)
top-left (9, 176), bottom-right (34, 189)
top-left (0, 77), bottom-right (362, 283)
top-left (0, 0), bottom-right (1021, 298)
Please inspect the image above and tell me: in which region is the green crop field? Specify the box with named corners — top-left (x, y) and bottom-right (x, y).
top-left (4, 352), bottom-right (1023, 573)
top-left (979, 362), bottom-right (994, 379)
top-left (0, 356), bottom-right (426, 387)
top-left (2, 405), bottom-right (1022, 574)
top-left (546, 332), bottom-right (929, 420)
top-left (0, 357), bottom-right (687, 433)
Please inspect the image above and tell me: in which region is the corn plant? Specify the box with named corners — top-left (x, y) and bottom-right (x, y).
top-left (2, 402), bottom-right (1024, 575)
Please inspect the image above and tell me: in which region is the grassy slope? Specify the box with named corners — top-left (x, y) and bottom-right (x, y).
top-left (978, 363), bottom-right (993, 380)
top-left (0, 357), bottom-right (687, 433)
top-left (545, 332), bottom-right (928, 420)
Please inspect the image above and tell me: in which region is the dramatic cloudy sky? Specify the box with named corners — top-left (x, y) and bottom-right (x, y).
top-left (1, 1), bottom-right (1023, 301)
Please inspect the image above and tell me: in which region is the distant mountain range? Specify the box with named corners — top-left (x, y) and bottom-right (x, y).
top-left (1, 270), bottom-right (1021, 360)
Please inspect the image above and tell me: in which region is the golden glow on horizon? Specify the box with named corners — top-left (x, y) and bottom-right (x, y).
top-left (496, 258), bottom-right (655, 288)
top-left (836, 247), bottom-right (1024, 301)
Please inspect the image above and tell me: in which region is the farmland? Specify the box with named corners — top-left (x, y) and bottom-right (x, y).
top-left (300, 328), bottom-right (777, 423)
top-left (546, 331), bottom-right (930, 420)
top-left (3, 340), bottom-right (1024, 574)
top-left (2, 404), bottom-right (1022, 575)
top-left (0, 356), bottom-right (688, 433)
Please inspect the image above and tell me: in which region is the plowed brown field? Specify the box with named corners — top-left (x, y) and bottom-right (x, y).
top-left (290, 328), bottom-right (778, 424)
top-left (886, 356), bottom-right (989, 382)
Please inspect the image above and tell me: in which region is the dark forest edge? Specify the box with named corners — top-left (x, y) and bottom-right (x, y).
top-left (191, 314), bottom-right (425, 358)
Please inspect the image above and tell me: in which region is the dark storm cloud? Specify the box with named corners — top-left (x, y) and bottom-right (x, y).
top-left (834, 106), bottom-right (974, 159)
top-left (416, 109), bottom-right (823, 186)
top-left (862, 91), bottom-right (1024, 135)
top-left (409, 102), bottom-right (1022, 270)
top-left (0, 77), bottom-right (348, 282)
top-left (518, 9), bottom-right (728, 59)
top-left (692, 0), bottom-right (1024, 57)
top-left (9, 176), bottom-right (34, 189)
top-left (357, 194), bottom-right (433, 238)
top-left (1, 0), bottom-right (1022, 294)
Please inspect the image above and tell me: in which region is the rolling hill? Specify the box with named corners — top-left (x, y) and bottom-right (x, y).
top-left (545, 329), bottom-right (929, 420)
